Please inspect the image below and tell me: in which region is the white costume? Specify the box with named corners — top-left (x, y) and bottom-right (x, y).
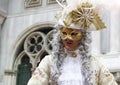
top-left (27, 0), bottom-right (118, 85)
top-left (27, 54), bottom-right (117, 85)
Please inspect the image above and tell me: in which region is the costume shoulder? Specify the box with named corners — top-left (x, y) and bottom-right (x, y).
top-left (91, 56), bottom-right (118, 85)
top-left (90, 56), bottom-right (102, 68)
top-left (27, 55), bottom-right (52, 85)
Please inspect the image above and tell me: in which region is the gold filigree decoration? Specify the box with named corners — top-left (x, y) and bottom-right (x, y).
top-left (64, 2), bottom-right (106, 30)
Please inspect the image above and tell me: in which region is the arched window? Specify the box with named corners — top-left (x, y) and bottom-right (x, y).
top-left (14, 27), bottom-right (54, 85)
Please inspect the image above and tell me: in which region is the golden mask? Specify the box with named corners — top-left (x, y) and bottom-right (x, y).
top-left (60, 27), bottom-right (83, 41)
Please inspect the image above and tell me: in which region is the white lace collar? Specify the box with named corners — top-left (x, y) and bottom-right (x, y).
top-left (58, 49), bottom-right (84, 85)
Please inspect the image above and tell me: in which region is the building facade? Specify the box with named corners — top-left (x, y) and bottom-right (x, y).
top-left (0, 0), bottom-right (120, 85)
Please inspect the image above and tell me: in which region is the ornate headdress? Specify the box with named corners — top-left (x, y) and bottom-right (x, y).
top-left (55, 0), bottom-right (106, 31)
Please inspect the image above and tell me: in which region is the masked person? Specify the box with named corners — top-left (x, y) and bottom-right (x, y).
top-left (27, 0), bottom-right (118, 85)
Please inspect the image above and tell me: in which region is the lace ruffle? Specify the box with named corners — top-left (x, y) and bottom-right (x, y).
top-left (58, 54), bottom-right (84, 85)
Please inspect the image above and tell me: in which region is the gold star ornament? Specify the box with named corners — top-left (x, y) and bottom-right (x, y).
top-left (63, 2), bottom-right (106, 30)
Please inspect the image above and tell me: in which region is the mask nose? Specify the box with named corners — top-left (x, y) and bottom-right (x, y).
top-left (64, 35), bottom-right (73, 41)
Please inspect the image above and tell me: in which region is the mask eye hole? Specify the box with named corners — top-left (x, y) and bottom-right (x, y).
top-left (62, 32), bottom-right (67, 35)
top-left (71, 32), bottom-right (78, 36)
